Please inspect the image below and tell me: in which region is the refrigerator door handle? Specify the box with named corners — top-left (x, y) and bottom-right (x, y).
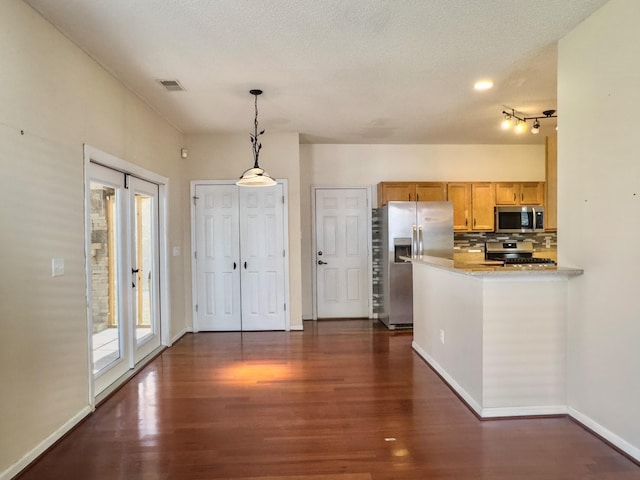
top-left (412, 224), bottom-right (417, 258)
top-left (418, 225), bottom-right (423, 257)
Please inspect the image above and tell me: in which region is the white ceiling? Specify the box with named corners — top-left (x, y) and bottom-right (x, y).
top-left (25, 0), bottom-right (608, 145)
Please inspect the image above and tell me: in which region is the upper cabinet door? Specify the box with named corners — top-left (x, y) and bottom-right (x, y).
top-left (447, 183), bottom-right (471, 231)
top-left (495, 182), bottom-right (544, 206)
top-left (415, 182), bottom-right (446, 202)
top-left (494, 183), bottom-right (519, 205)
top-left (377, 182), bottom-right (415, 206)
top-left (519, 182), bottom-right (544, 205)
top-left (471, 183), bottom-right (495, 231)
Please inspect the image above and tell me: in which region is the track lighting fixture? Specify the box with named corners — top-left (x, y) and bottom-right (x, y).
top-left (531, 119), bottom-right (541, 134)
top-left (500, 108), bottom-right (557, 135)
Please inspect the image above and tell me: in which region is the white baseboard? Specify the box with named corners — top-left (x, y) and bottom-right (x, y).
top-left (301, 314), bottom-right (313, 320)
top-left (482, 405), bottom-right (568, 418)
top-left (0, 406), bottom-right (92, 480)
top-left (412, 341), bottom-right (483, 416)
top-left (171, 326), bottom-right (192, 344)
top-left (569, 407), bottom-right (640, 462)
top-left (289, 324), bottom-right (304, 331)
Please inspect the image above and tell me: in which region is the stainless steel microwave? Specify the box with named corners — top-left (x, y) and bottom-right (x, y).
top-left (495, 206), bottom-right (544, 233)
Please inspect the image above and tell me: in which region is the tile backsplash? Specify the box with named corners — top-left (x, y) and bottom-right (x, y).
top-left (454, 231), bottom-right (557, 253)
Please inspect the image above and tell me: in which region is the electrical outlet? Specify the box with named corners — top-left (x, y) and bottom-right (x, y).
top-left (439, 329), bottom-right (445, 345)
top-left (52, 258), bottom-right (64, 277)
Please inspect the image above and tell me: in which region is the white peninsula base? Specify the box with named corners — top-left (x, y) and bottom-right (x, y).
top-left (410, 258), bottom-right (583, 418)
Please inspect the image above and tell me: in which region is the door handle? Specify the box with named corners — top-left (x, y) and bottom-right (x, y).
top-left (318, 260), bottom-right (328, 265)
top-left (131, 268), bottom-right (139, 288)
top-left (412, 225), bottom-right (417, 258)
top-left (513, 193), bottom-right (516, 202)
top-left (244, 261), bottom-right (247, 269)
top-left (233, 262), bottom-right (237, 270)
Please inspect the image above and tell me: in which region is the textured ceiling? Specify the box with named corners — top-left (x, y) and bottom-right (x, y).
top-left (25, 0), bottom-right (608, 144)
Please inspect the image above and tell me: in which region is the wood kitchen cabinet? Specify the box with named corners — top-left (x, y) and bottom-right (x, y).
top-left (494, 182), bottom-right (544, 206)
top-left (447, 183), bottom-right (471, 231)
top-left (377, 182), bottom-right (446, 206)
top-left (447, 182), bottom-right (494, 232)
top-left (471, 183), bottom-right (495, 231)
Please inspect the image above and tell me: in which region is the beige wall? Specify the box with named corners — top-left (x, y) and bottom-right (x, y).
top-left (299, 144), bottom-right (545, 317)
top-left (183, 133), bottom-right (303, 329)
top-left (559, 0), bottom-right (640, 460)
top-left (0, 1), bottom-right (186, 476)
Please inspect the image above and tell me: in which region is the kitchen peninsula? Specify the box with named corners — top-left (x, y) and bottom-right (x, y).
top-left (409, 255), bottom-right (583, 418)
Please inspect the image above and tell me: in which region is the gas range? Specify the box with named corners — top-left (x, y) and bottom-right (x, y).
top-left (485, 241), bottom-right (556, 267)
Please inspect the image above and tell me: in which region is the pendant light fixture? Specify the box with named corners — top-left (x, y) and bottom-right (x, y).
top-left (237, 89), bottom-right (276, 187)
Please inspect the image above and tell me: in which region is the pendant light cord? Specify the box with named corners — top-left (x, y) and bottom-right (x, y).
top-left (250, 92), bottom-right (264, 169)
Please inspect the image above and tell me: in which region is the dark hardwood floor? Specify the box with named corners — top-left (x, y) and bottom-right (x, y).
top-left (17, 319), bottom-right (640, 479)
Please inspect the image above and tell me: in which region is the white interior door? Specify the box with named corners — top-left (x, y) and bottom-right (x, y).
top-left (315, 188), bottom-right (369, 318)
top-left (194, 184), bottom-right (241, 331)
top-left (239, 184), bottom-right (286, 330)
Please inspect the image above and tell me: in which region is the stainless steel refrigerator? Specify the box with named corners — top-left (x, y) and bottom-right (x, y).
top-left (373, 201), bottom-right (453, 329)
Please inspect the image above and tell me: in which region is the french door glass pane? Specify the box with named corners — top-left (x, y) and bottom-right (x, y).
top-left (90, 182), bottom-right (121, 374)
top-left (134, 193), bottom-right (154, 344)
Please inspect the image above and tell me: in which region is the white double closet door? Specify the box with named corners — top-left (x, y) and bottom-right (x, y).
top-left (194, 182), bottom-right (287, 331)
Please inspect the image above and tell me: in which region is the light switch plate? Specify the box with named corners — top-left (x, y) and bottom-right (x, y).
top-left (52, 258), bottom-right (64, 277)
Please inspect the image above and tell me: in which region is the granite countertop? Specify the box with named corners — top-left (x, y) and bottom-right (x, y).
top-left (401, 255), bottom-right (584, 277)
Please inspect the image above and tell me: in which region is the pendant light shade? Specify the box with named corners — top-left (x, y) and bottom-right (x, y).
top-left (237, 89), bottom-right (276, 187)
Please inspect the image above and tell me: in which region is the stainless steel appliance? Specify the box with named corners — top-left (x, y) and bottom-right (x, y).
top-left (374, 201), bottom-right (453, 329)
top-left (485, 240), bottom-right (555, 267)
top-left (495, 206), bottom-right (544, 233)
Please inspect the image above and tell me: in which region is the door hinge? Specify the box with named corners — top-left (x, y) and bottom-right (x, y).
top-left (195, 304), bottom-right (198, 312)
top-left (282, 195), bottom-right (285, 204)
top-left (284, 303), bottom-right (287, 311)
top-left (194, 251), bottom-right (197, 259)
top-left (193, 195), bottom-right (199, 205)
top-left (124, 173), bottom-right (130, 189)
top-left (283, 249), bottom-right (285, 257)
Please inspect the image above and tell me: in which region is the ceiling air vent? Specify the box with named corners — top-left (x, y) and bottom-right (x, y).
top-left (158, 79), bottom-right (185, 91)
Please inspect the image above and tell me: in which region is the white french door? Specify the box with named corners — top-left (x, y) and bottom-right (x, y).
top-left (193, 182), bottom-right (287, 331)
top-left (87, 161), bottom-right (161, 396)
top-left (129, 176), bottom-right (161, 363)
top-left (314, 187), bottom-right (370, 318)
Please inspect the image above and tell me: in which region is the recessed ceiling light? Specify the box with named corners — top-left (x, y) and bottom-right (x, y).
top-left (474, 80), bottom-right (493, 91)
